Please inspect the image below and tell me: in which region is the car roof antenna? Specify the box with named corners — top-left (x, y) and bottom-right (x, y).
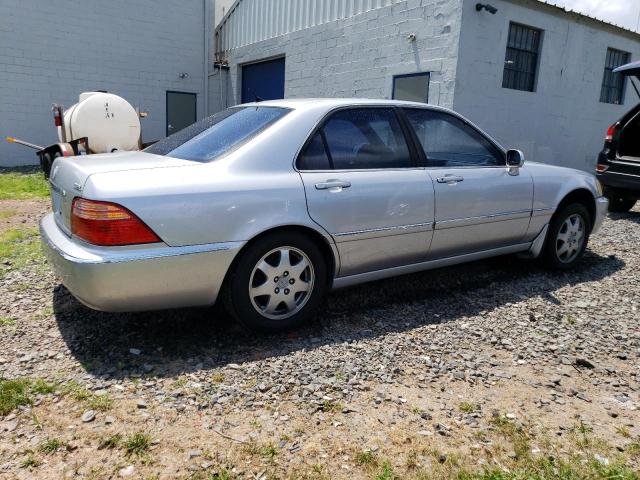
top-left (247, 88), bottom-right (263, 102)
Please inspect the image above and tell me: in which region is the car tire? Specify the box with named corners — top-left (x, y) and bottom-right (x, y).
top-left (223, 231), bottom-right (328, 332)
top-left (541, 203), bottom-right (591, 270)
top-left (607, 193), bottom-right (636, 213)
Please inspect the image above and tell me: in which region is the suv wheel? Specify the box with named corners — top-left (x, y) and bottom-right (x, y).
top-left (607, 193), bottom-right (636, 213)
top-left (223, 232), bottom-right (328, 332)
top-left (542, 203), bottom-right (591, 269)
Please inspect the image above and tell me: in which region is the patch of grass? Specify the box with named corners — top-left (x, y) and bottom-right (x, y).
top-left (62, 381), bottom-right (113, 411)
top-left (0, 171), bottom-right (49, 200)
top-left (98, 433), bottom-right (122, 450)
top-left (374, 461), bottom-right (394, 480)
top-left (20, 453), bottom-right (42, 468)
top-left (173, 377), bottom-right (188, 388)
top-left (627, 443), bottom-right (640, 459)
top-left (39, 438), bottom-right (65, 454)
top-left (615, 425), bottom-right (631, 438)
top-left (123, 432), bottom-right (152, 457)
top-left (0, 377), bottom-right (59, 415)
top-left (211, 372), bottom-right (225, 383)
top-left (0, 378), bottom-right (32, 415)
top-left (355, 450), bottom-right (379, 467)
top-left (249, 419), bottom-right (262, 429)
top-left (259, 444), bottom-right (278, 459)
top-left (453, 454), bottom-right (639, 480)
top-left (0, 316), bottom-right (16, 327)
top-left (459, 402), bottom-right (481, 414)
top-left (244, 442), bottom-right (278, 460)
top-left (187, 468), bottom-right (234, 480)
top-left (0, 227), bottom-right (44, 277)
top-left (489, 414), bottom-right (531, 460)
top-left (320, 399), bottom-right (342, 413)
top-left (31, 378), bottom-right (57, 395)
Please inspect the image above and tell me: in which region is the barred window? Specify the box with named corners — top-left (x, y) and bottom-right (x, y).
top-left (502, 23), bottom-right (542, 92)
top-left (600, 48), bottom-right (630, 105)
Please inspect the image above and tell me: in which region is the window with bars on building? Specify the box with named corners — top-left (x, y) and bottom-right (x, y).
top-left (600, 48), bottom-right (630, 105)
top-left (502, 22), bottom-right (542, 92)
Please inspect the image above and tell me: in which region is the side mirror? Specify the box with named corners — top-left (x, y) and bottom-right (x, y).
top-left (506, 149), bottom-right (525, 168)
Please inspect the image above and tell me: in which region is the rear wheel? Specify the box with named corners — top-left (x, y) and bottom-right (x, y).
top-left (223, 232), bottom-right (328, 332)
top-left (606, 191), bottom-right (636, 213)
top-left (542, 203), bottom-right (591, 269)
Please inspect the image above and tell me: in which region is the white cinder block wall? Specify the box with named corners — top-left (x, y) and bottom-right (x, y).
top-left (0, 0), bottom-right (207, 166)
top-left (454, 0), bottom-right (640, 170)
top-left (216, 0), bottom-right (464, 110)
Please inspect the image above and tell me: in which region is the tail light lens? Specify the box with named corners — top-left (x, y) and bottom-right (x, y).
top-left (596, 164), bottom-right (609, 173)
top-left (605, 124), bottom-right (617, 142)
top-left (71, 198), bottom-right (161, 246)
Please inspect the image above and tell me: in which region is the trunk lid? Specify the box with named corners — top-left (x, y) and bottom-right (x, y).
top-left (48, 151), bottom-right (195, 234)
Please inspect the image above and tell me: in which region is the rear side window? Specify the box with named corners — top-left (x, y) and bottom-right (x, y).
top-left (297, 108), bottom-right (412, 170)
top-left (404, 108), bottom-right (504, 167)
top-left (298, 132), bottom-right (331, 170)
top-left (145, 106), bottom-right (290, 162)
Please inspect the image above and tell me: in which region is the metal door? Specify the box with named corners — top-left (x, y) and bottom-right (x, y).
top-left (401, 107), bottom-right (534, 258)
top-left (429, 167), bottom-right (533, 258)
top-left (166, 91), bottom-right (197, 136)
top-left (241, 57), bottom-right (285, 103)
top-left (298, 107), bottom-right (435, 277)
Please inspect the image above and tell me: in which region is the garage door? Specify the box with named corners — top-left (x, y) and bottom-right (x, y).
top-left (241, 57), bottom-right (285, 103)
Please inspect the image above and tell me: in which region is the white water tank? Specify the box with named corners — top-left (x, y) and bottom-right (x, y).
top-left (58, 92), bottom-right (141, 153)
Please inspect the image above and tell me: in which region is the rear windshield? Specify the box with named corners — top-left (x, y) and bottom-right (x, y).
top-left (145, 106), bottom-right (290, 162)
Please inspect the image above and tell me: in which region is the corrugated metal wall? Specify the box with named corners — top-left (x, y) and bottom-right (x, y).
top-left (216, 0), bottom-right (404, 53)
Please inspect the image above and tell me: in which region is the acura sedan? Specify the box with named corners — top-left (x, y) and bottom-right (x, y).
top-left (41, 99), bottom-right (608, 331)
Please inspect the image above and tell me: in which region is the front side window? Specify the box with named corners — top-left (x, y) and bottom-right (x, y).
top-left (502, 22), bottom-right (542, 92)
top-left (403, 108), bottom-right (504, 167)
top-left (146, 106), bottom-right (290, 162)
top-left (298, 108), bottom-right (411, 170)
top-left (600, 48), bottom-right (630, 105)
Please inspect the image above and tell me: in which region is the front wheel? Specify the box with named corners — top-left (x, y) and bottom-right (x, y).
top-left (541, 203), bottom-right (591, 269)
top-left (223, 232), bottom-right (328, 332)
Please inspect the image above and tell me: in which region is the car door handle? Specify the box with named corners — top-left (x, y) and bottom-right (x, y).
top-left (436, 175), bottom-right (464, 184)
top-left (315, 180), bottom-right (351, 190)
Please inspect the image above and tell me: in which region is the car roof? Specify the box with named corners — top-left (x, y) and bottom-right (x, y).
top-left (238, 98), bottom-right (441, 110)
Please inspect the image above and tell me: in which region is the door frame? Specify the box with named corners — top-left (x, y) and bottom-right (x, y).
top-left (165, 91), bottom-right (197, 136)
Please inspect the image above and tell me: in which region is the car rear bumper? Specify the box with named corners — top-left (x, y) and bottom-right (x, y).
top-left (592, 196), bottom-right (609, 234)
top-left (40, 213), bottom-right (244, 312)
top-left (597, 169), bottom-right (640, 195)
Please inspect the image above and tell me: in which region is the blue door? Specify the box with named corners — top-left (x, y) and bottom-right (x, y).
top-left (241, 57), bottom-right (285, 103)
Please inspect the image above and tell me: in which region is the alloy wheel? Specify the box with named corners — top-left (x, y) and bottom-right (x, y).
top-left (555, 213), bottom-right (585, 263)
top-left (249, 246), bottom-right (315, 320)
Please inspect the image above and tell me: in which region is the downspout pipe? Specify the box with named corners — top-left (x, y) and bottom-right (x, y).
top-left (203, 0), bottom-right (212, 117)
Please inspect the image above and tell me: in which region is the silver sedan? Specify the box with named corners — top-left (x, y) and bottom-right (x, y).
top-left (41, 99), bottom-right (609, 331)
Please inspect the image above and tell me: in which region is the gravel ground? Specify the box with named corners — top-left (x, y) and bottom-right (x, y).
top-left (1, 201), bottom-right (639, 479)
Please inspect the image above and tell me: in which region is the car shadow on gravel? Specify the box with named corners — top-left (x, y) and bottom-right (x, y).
top-left (52, 250), bottom-right (624, 381)
top-left (608, 210), bottom-right (640, 224)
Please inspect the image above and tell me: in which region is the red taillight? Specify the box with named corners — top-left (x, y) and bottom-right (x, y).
top-left (71, 198), bottom-right (161, 246)
top-left (596, 164), bottom-right (609, 173)
top-left (605, 124), bottom-right (617, 142)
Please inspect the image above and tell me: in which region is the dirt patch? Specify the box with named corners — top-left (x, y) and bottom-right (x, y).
top-left (0, 199), bottom-right (50, 234)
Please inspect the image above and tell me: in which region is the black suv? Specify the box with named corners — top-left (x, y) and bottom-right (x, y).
top-left (597, 61), bottom-right (640, 212)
